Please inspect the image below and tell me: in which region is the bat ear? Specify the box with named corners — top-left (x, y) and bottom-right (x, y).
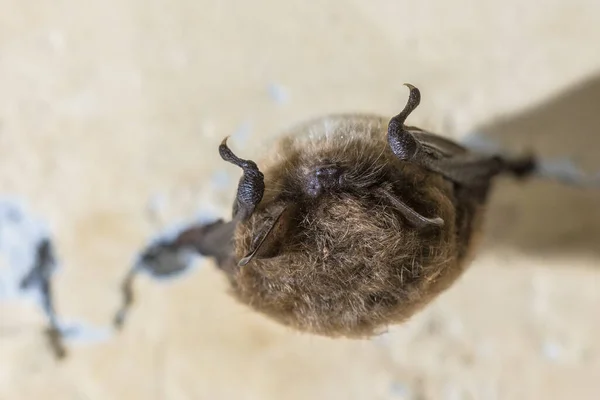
top-left (387, 84), bottom-right (422, 161)
top-left (238, 204), bottom-right (297, 267)
top-left (219, 137), bottom-right (265, 221)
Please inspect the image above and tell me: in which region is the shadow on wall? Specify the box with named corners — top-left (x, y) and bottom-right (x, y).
top-left (477, 74), bottom-right (600, 260)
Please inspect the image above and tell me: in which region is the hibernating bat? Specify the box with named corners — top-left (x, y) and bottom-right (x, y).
top-left (115, 84), bottom-right (592, 337)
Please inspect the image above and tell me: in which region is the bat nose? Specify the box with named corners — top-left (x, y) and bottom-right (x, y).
top-left (305, 165), bottom-right (344, 197)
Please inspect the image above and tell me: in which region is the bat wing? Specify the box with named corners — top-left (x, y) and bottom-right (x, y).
top-left (409, 128), bottom-right (534, 187)
top-left (173, 220), bottom-right (237, 268)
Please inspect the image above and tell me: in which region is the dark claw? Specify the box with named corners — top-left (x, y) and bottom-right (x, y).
top-left (237, 205), bottom-right (289, 267)
top-left (376, 188), bottom-right (444, 230)
top-left (387, 84), bottom-right (422, 161)
top-left (219, 137), bottom-right (265, 220)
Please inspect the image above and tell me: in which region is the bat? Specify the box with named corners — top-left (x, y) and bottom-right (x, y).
top-left (115, 84), bottom-right (597, 337)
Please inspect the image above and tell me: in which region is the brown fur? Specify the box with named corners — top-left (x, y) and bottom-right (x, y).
top-left (222, 115), bottom-right (486, 337)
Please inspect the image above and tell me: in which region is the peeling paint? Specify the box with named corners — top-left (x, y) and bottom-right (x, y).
top-left (0, 197), bottom-right (53, 303)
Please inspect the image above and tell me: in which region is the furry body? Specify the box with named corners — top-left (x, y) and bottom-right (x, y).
top-left (225, 115), bottom-right (486, 337)
top-left (116, 85), bottom-right (539, 339)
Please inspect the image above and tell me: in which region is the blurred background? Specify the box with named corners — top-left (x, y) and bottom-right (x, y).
top-left (1, 0), bottom-right (599, 399)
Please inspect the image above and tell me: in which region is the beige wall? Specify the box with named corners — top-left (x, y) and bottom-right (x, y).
top-left (1, 1), bottom-right (599, 399)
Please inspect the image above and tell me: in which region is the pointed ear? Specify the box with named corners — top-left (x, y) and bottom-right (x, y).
top-left (219, 137), bottom-right (265, 221)
top-left (238, 204), bottom-right (296, 267)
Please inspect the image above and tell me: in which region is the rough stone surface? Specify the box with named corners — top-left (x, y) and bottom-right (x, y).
top-left (1, 1), bottom-right (599, 399)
